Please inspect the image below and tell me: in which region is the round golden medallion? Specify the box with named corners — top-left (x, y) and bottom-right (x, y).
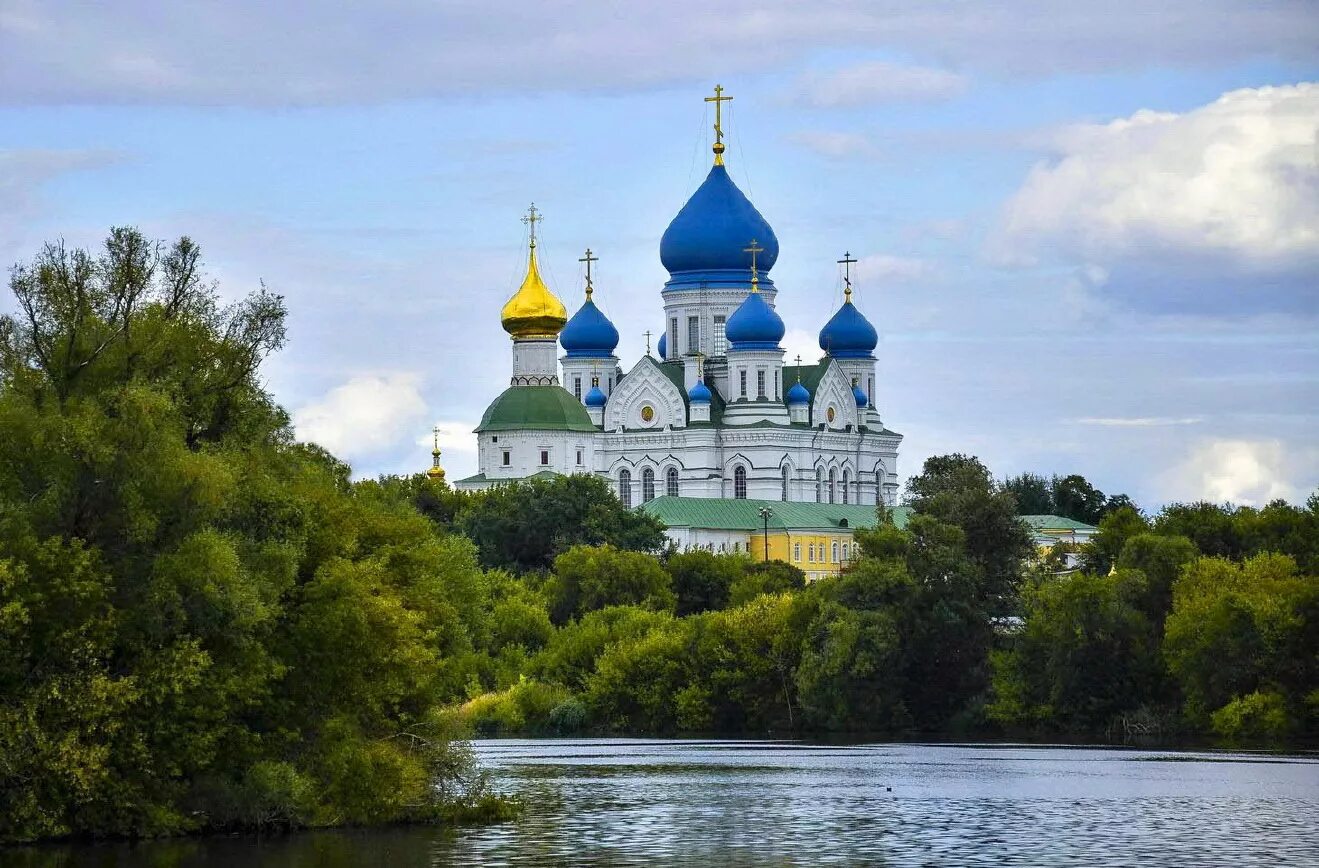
top-left (640, 405), bottom-right (655, 423)
top-left (826, 406), bottom-right (836, 423)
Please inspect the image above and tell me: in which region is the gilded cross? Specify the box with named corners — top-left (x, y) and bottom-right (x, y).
top-left (432, 425), bottom-right (441, 452)
top-left (522, 203), bottom-right (542, 247)
top-left (838, 251), bottom-right (857, 300)
top-left (579, 248), bottom-right (598, 297)
top-left (743, 238), bottom-right (764, 289)
top-left (705, 84), bottom-right (733, 165)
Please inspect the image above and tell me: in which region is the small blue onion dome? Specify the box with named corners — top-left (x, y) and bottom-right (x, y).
top-left (818, 298), bottom-right (878, 359)
top-left (660, 164), bottom-right (779, 275)
top-left (584, 386), bottom-right (607, 407)
top-left (559, 297), bottom-right (619, 358)
top-left (688, 379), bottom-right (712, 404)
top-left (787, 381), bottom-right (810, 405)
top-left (656, 331), bottom-right (667, 359)
top-left (852, 384), bottom-right (869, 407)
top-left (726, 292), bottom-right (785, 351)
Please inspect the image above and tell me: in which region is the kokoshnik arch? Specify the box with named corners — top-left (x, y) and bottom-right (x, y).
top-left (446, 86), bottom-right (902, 508)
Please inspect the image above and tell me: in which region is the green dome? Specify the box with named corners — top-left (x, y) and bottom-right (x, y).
top-left (474, 385), bottom-right (597, 433)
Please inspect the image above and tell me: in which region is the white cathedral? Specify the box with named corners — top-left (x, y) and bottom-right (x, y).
top-left (449, 89), bottom-right (901, 506)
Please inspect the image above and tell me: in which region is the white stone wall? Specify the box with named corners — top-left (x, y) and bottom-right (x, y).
top-left (474, 429), bottom-right (597, 483)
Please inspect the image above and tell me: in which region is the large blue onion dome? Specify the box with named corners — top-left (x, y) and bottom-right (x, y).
top-left (656, 331), bottom-right (667, 359)
top-left (688, 379), bottom-right (712, 404)
top-left (584, 385), bottom-right (607, 407)
top-left (559, 293), bottom-right (619, 358)
top-left (786, 381), bottom-right (810, 405)
top-left (818, 295), bottom-right (878, 359)
top-left (852, 384), bottom-right (869, 407)
top-left (660, 164), bottom-right (779, 277)
top-left (726, 290), bottom-right (785, 350)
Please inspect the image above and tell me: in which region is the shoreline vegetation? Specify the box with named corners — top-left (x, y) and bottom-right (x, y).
top-left (2, 230), bottom-right (1316, 845)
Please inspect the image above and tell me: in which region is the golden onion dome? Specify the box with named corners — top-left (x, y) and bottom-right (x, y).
top-left (425, 428), bottom-right (446, 483)
top-left (501, 243), bottom-right (567, 339)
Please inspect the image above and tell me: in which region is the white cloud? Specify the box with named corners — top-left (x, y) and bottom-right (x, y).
top-left (293, 373), bottom-right (428, 462)
top-left (993, 83), bottom-right (1319, 266)
top-left (2, 3), bottom-right (1316, 105)
top-left (1072, 417), bottom-right (1204, 427)
top-left (858, 254), bottom-right (932, 283)
top-left (418, 420), bottom-right (479, 455)
top-left (782, 328), bottom-right (825, 368)
top-left (1158, 438), bottom-right (1318, 505)
top-left (788, 131), bottom-right (880, 159)
top-left (0, 149), bottom-right (127, 261)
top-left (794, 60), bottom-right (967, 107)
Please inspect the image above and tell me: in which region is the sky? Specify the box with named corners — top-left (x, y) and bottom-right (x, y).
top-left (2, 1), bottom-right (1317, 509)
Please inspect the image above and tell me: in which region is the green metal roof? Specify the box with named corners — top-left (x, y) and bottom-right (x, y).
top-left (641, 495), bottom-right (911, 532)
top-left (1019, 514), bottom-right (1100, 532)
top-left (658, 360), bottom-right (726, 425)
top-left (453, 470), bottom-right (563, 485)
top-left (474, 385), bottom-right (598, 433)
top-left (781, 361), bottom-right (828, 401)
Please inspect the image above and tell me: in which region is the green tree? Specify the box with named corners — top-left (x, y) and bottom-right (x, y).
top-left (532, 605), bottom-right (673, 691)
top-left (1081, 505), bottom-right (1150, 575)
top-left (456, 475), bottom-right (666, 574)
top-left (727, 559), bottom-right (806, 607)
top-left (665, 549), bottom-right (745, 615)
top-left (1004, 472), bottom-right (1054, 514)
top-left (0, 230), bottom-right (496, 842)
top-left (1163, 553), bottom-right (1317, 737)
top-left (1050, 474), bottom-right (1107, 525)
top-left (905, 454), bottom-right (1033, 614)
top-left (1115, 533), bottom-right (1198, 622)
top-left (988, 570), bottom-right (1162, 732)
top-left (545, 545), bottom-right (675, 624)
top-left (1153, 502), bottom-right (1246, 560)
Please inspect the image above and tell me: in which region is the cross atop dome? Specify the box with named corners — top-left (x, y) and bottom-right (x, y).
top-left (704, 84), bottom-right (733, 165)
top-left (522, 202), bottom-right (542, 247)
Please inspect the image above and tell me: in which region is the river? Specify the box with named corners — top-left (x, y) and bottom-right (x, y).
top-left (11, 739), bottom-right (1319, 866)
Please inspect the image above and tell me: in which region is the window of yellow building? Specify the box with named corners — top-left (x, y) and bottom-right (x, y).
top-left (793, 542), bottom-right (801, 561)
top-left (832, 541), bottom-right (839, 562)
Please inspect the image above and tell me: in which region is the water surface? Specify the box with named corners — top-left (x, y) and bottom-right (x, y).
top-left (15, 739), bottom-right (1319, 866)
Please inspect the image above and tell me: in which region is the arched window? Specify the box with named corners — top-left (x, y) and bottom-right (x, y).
top-left (828, 468), bottom-right (837, 503)
top-left (642, 467), bottom-right (655, 502)
top-left (875, 467), bottom-right (885, 505)
top-left (832, 541), bottom-right (840, 563)
top-left (733, 464), bottom-right (747, 499)
top-left (842, 543), bottom-right (850, 561)
top-left (815, 468), bottom-right (823, 503)
top-left (793, 542), bottom-right (801, 561)
top-left (842, 470), bottom-right (850, 504)
top-left (807, 543), bottom-right (815, 563)
top-left (618, 469), bottom-right (632, 507)
top-left (666, 467), bottom-right (679, 497)
top-left (781, 465), bottom-right (789, 502)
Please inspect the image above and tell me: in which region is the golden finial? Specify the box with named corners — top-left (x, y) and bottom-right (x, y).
top-left (705, 84), bottom-right (733, 166)
top-left (744, 238), bottom-right (764, 292)
top-left (579, 248), bottom-right (598, 300)
top-left (427, 426), bottom-right (446, 482)
top-left (501, 204), bottom-right (568, 338)
top-left (838, 251), bottom-right (857, 302)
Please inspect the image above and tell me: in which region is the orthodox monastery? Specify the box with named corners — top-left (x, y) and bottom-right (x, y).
top-left (446, 88), bottom-right (902, 509)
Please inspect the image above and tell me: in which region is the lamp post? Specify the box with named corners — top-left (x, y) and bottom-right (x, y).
top-left (757, 506), bottom-right (773, 562)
